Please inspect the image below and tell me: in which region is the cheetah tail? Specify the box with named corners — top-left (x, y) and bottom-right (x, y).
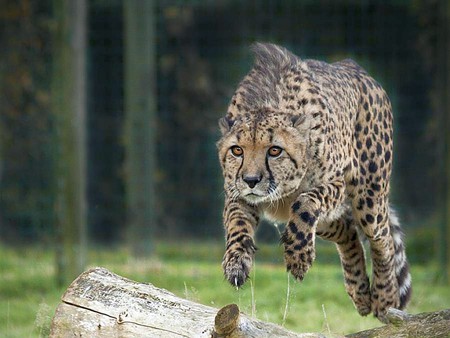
top-left (389, 208), bottom-right (412, 309)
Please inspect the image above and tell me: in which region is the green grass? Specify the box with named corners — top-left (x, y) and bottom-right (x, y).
top-left (0, 241), bottom-right (449, 337)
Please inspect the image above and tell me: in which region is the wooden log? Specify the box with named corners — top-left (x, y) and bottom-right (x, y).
top-left (50, 267), bottom-right (322, 337)
top-left (346, 308), bottom-right (450, 338)
top-left (50, 267), bottom-right (450, 338)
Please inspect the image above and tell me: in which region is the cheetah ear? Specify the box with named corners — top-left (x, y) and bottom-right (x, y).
top-left (291, 114), bottom-right (311, 134)
top-left (291, 115), bottom-right (307, 128)
top-left (218, 116), bottom-right (235, 135)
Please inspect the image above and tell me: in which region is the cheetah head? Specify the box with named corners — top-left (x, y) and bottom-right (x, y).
top-left (217, 110), bottom-right (312, 205)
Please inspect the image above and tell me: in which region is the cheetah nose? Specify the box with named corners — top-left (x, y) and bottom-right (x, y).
top-left (243, 175), bottom-right (262, 189)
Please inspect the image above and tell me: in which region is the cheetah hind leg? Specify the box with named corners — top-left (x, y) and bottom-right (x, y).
top-left (319, 214), bottom-right (372, 316)
top-left (336, 223), bottom-right (371, 316)
top-left (367, 208), bottom-right (412, 322)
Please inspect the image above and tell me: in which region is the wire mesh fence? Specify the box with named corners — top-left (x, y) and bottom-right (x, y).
top-left (0, 1), bottom-right (447, 259)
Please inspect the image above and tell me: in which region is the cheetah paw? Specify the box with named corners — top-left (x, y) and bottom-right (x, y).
top-left (372, 298), bottom-right (400, 323)
top-left (353, 292), bottom-right (372, 316)
top-left (283, 248), bottom-right (315, 281)
top-left (222, 250), bottom-right (253, 288)
top-left (345, 279), bottom-right (372, 316)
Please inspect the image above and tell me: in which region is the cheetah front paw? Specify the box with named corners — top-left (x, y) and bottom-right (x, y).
top-left (283, 247), bottom-right (315, 281)
top-left (281, 228), bottom-right (315, 281)
top-left (222, 250), bottom-right (253, 288)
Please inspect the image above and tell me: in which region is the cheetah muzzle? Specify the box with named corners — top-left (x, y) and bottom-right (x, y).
top-left (217, 42), bottom-right (412, 322)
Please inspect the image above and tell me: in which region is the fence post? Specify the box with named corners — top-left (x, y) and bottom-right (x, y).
top-left (52, 0), bottom-right (88, 286)
top-left (443, 0), bottom-right (450, 284)
top-left (436, 0), bottom-right (450, 284)
top-left (124, 0), bottom-right (156, 256)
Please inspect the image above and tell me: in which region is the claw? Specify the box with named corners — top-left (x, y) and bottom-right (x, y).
top-left (234, 277), bottom-right (239, 290)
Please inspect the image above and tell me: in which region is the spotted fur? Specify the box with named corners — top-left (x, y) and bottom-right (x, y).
top-left (217, 43), bottom-right (411, 322)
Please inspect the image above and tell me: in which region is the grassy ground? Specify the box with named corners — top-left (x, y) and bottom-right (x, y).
top-left (0, 241), bottom-right (449, 337)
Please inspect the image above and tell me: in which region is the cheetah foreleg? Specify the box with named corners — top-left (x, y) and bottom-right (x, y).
top-left (222, 199), bottom-right (259, 288)
top-left (282, 180), bottom-right (346, 281)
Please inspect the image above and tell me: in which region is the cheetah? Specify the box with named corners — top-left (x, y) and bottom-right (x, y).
top-left (217, 43), bottom-right (411, 322)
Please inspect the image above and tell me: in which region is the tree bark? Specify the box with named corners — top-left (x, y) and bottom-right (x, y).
top-left (50, 267), bottom-right (322, 337)
top-left (347, 308), bottom-right (450, 338)
top-left (50, 267), bottom-right (450, 338)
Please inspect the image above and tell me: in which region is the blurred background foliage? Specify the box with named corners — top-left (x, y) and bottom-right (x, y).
top-left (0, 0), bottom-right (54, 241)
top-left (0, 0), bottom-right (449, 275)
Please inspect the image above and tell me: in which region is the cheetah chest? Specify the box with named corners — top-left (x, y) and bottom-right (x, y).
top-left (262, 198), bottom-right (350, 230)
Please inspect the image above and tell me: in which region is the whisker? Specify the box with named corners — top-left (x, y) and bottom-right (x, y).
top-left (222, 185), bottom-right (241, 203)
top-left (267, 183), bottom-right (282, 214)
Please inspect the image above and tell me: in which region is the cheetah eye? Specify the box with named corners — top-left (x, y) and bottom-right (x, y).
top-left (230, 146), bottom-right (243, 157)
top-left (268, 146), bottom-right (283, 157)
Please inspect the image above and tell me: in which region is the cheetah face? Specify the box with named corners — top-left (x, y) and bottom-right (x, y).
top-left (217, 111), bottom-right (310, 205)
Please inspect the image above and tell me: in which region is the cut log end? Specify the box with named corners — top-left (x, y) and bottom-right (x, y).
top-left (214, 304), bottom-right (240, 336)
